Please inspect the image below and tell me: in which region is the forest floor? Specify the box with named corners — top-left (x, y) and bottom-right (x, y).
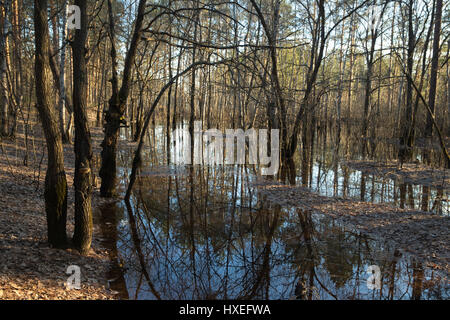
top-left (0, 121), bottom-right (123, 300)
top-left (250, 178), bottom-right (450, 281)
top-left (343, 160), bottom-right (449, 190)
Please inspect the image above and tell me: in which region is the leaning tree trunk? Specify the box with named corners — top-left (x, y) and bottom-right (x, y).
top-left (286, 0), bottom-right (326, 160)
top-left (99, 0), bottom-right (147, 197)
top-left (424, 0), bottom-right (443, 164)
top-left (250, 0), bottom-right (288, 160)
top-left (59, 0), bottom-right (69, 143)
top-left (34, 0), bottom-right (68, 248)
top-left (72, 0), bottom-right (93, 255)
top-left (48, 30), bottom-right (74, 143)
top-left (399, 0), bottom-right (416, 165)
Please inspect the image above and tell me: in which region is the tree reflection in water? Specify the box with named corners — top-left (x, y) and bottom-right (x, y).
top-left (107, 125), bottom-right (448, 300)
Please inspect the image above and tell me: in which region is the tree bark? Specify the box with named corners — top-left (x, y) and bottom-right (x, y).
top-left (59, 0), bottom-right (69, 143)
top-left (100, 0), bottom-right (147, 197)
top-left (34, 0), bottom-right (68, 248)
top-left (72, 0), bottom-right (93, 255)
top-left (424, 0), bottom-right (443, 163)
top-left (0, 0), bottom-right (11, 136)
top-left (287, 0), bottom-right (326, 160)
top-left (399, 0), bottom-right (416, 164)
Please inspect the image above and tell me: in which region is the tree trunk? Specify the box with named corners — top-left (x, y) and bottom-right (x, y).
top-left (59, 0), bottom-right (69, 143)
top-left (424, 0), bottom-right (443, 163)
top-left (34, 0), bottom-right (68, 248)
top-left (362, 33), bottom-right (375, 159)
top-left (189, 1), bottom-right (199, 163)
top-left (72, 0), bottom-right (93, 255)
top-left (287, 0), bottom-right (326, 160)
top-left (399, 0), bottom-right (416, 165)
top-left (100, 0), bottom-right (147, 197)
top-left (0, 0), bottom-right (11, 136)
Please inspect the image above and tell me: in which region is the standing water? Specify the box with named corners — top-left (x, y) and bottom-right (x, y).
top-left (98, 125), bottom-right (449, 300)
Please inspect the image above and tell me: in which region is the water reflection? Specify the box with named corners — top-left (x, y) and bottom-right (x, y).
top-left (122, 124), bottom-right (448, 216)
top-left (107, 169), bottom-right (447, 300)
top-left (109, 125), bottom-right (448, 300)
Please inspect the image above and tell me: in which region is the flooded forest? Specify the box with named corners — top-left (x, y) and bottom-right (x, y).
top-left (0, 0), bottom-right (449, 300)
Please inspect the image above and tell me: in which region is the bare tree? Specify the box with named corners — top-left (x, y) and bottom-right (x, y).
top-left (34, 0), bottom-right (68, 248)
top-left (424, 0), bottom-right (443, 163)
top-left (0, 0), bottom-right (11, 136)
top-left (71, 0), bottom-right (93, 255)
top-left (100, 0), bottom-right (147, 197)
